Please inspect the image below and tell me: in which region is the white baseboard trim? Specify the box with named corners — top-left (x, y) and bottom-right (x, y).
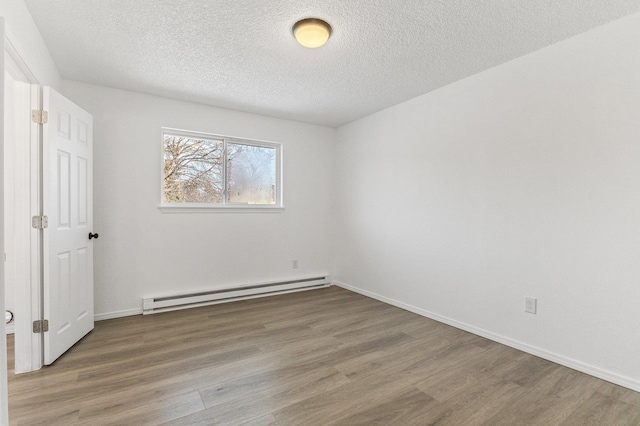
top-left (6, 310), bottom-right (142, 331)
top-left (95, 308), bottom-right (143, 322)
top-left (333, 280), bottom-right (640, 393)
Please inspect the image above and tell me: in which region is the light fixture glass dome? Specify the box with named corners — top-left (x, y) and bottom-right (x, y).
top-left (293, 18), bottom-right (332, 48)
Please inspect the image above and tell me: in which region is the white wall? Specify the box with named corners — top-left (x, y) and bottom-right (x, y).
top-left (62, 80), bottom-right (335, 318)
top-left (0, 0), bottom-right (60, 89)
top-left (334, 13), bottom-right (640, 390)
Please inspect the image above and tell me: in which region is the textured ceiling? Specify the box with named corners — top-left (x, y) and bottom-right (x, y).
top-left (24, 1), bottom-right (640, 127)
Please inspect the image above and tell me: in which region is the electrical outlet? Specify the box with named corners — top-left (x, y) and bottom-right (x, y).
top-left (525, 297), bottom-right (537, 314)
top-left (292, 259), bottom-right (298, 269)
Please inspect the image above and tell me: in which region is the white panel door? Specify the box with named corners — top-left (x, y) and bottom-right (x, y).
top-left (43, 87), bottom-right (94, 365)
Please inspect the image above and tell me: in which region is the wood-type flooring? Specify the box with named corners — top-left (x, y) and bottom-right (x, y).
top-left (7, 286), bottom-right (640, 425)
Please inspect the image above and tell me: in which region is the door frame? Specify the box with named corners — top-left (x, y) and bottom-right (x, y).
top-left (1, 17), bottom-right (8, 425)
top-left (4, 34), bottom-right (43, 373)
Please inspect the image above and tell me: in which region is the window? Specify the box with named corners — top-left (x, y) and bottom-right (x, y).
top-left (160, 128), bottom-right (282, 211)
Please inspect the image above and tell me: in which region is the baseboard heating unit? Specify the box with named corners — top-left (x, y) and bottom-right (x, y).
top-left (142, 276), bottom-right (330, 314)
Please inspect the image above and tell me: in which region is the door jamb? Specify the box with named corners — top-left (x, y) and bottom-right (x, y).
top-left (4, 35), bottom-right (43, 373)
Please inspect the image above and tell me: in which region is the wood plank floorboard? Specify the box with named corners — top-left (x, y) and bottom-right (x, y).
top-left (6, 286), bottom-right (640, 425)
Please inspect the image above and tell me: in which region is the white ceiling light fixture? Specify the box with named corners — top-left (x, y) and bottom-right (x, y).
top-left (292, 18), bottom-right (332, 48)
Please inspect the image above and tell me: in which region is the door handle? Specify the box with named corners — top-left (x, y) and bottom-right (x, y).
top-left (88, 232), bottom-right (99, 240)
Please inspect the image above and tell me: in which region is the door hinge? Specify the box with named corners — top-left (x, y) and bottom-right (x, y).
top-left (33, 320), bottom-right (49, 333)
top-left (31, 110), bottom-right (49, 124)
top-left (32, 215), bottom-right (49, 229)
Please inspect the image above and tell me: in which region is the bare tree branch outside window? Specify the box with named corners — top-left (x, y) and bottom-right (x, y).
top-left (163, 135), bottom-right (224, 203)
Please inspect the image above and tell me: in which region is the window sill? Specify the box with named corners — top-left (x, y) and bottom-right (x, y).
top-left (158, 204), bottom-right (284, 214)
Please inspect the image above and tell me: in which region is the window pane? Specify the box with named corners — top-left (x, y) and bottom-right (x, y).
top-left (163, 134), bottom-right (224, 203)
top-left (227, 143), bottom-right (276, 205)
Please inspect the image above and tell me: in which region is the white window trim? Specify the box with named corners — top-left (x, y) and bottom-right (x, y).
top-left (159, 127), bottom-right (283, 212)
